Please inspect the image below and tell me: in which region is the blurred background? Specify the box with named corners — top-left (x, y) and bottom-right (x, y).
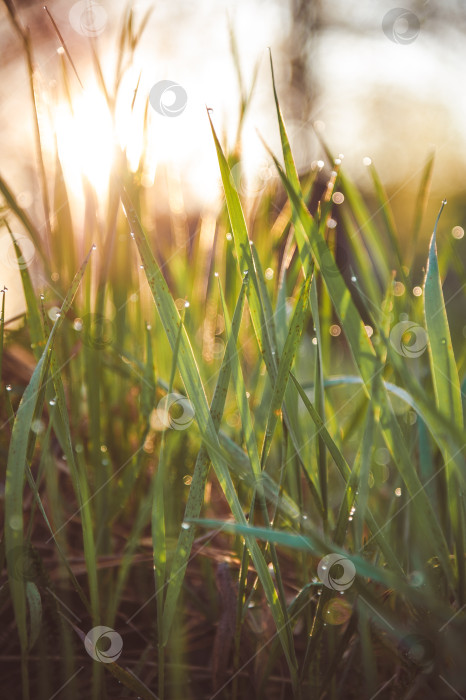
top-left (0, 0), bottom-right (465, 320)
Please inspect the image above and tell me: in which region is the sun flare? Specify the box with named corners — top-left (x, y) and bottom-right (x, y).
top-left (54, 86), bottom-right (126, 198)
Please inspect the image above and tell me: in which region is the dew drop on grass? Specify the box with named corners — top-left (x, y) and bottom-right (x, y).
top-left (181, 522), bottom-right (191, 530)
top-left (441, 338), bottom-right (446, 345)
top-left (226, 233), bottom-right (232, 241)
top-left (92, 244), bottom-right (97, 251)
top-left (351, 275), bottom-right (357, 282)
top-left (49, 398), bottom-right (57, 406)
top-left (130, 232), bottom-right (135, 239)
top-left (9, 515), bottom-right (22, 530)
top-left (184, 301), bottom-right (190, 308)
top-left (6, 384), bottom-right (12, 391)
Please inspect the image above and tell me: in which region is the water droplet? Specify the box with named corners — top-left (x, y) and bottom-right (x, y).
top-left (146, 324), bottom-right (152, 330)
top-left (139, 264), bottom-right (144, 269)
top-left (49, 398), bottom-right (57, 406)
top-left (40, 294), bottom-right (45, 300)
top-left (6, 384), bottom-right (12, 391)
top-left (442, 198), bottom-right (447, 206)
top-left (181, 522), bottom-right (191, 530)
top-left (214, 271), bottom-right (219, 278)
top-left (440, 338), bottom-right (446, 345)
top-left (130, 232), bottom-right (135, 239)
top-left (9, 515), bottom-right (22, 531)
top-left (351, 275), bottom-right (357, 282)
top-left (312, 337), bottom-right (318, 345)
top-left (226, 232), bottom-right (232, 241)
top-left (92, 244), bottom-right (97, 250)
top-left (184, 301), bottom-right (190, 308)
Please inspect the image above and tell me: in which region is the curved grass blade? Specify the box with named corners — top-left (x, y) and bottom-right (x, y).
top-left (161, 275), bottom-right (248, 645)
top-left (121, 191), bottom-right (299, 688)
top-left (273, 157), bottom-right (454, 588)
top-left (424, 201), bottom-right (465, 602)
top-left (4, 248), bottom-right (92, 697)
top-left (424, 201), bottom-right (463, 427)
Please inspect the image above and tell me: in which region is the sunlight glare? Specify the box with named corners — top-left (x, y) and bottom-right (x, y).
top-left (55, 87), bottom-right (115, 197)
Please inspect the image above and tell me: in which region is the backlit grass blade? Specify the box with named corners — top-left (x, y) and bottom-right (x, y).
top-left (207, 111), bottom-right (277, 378)
top-left (161, 274), bottom-right (248, 645)
top-left (368, 162), bottom-right (406, 285)
top-left (120, 191), bottom-right (299, 686)
top-left (269, 52), bottom-right (311, 269)
top-left (187, 519), bottom-right (406, 592)
top-left (310, 274), bottom-right (328, 530)
top-left (290, 372), bottom-right (403, 576)
top-left (4, 248), bottom-right (92, 699)
top-left (0, 174), bottom-right (49, 271)
top-left (424, 202), bottom-right (463, 427)
top-left (261, 266), bottom-right (311, 467)
top-left (424, 201), bottom-right (464, 602)
top-left (410, 151), bottom-right (435, 259)
top-left (273, 157), bottom-right (454, 587)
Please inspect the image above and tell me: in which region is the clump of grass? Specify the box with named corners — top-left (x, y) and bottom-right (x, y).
top-left (1, 3), bottom-right (465, 699)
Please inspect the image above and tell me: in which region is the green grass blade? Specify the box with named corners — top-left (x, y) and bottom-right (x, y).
top-left (5, 248), bottom-right (92, 685)
top-left (161, 274), bottom-right (248, 645)
top-left (424, 202), bottom-right (463, 427)
top-left (120, 190), bottom-right (299, 686)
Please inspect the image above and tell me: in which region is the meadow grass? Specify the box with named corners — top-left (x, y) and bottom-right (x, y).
top-left (1, 4), bottom-right (465, 699)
